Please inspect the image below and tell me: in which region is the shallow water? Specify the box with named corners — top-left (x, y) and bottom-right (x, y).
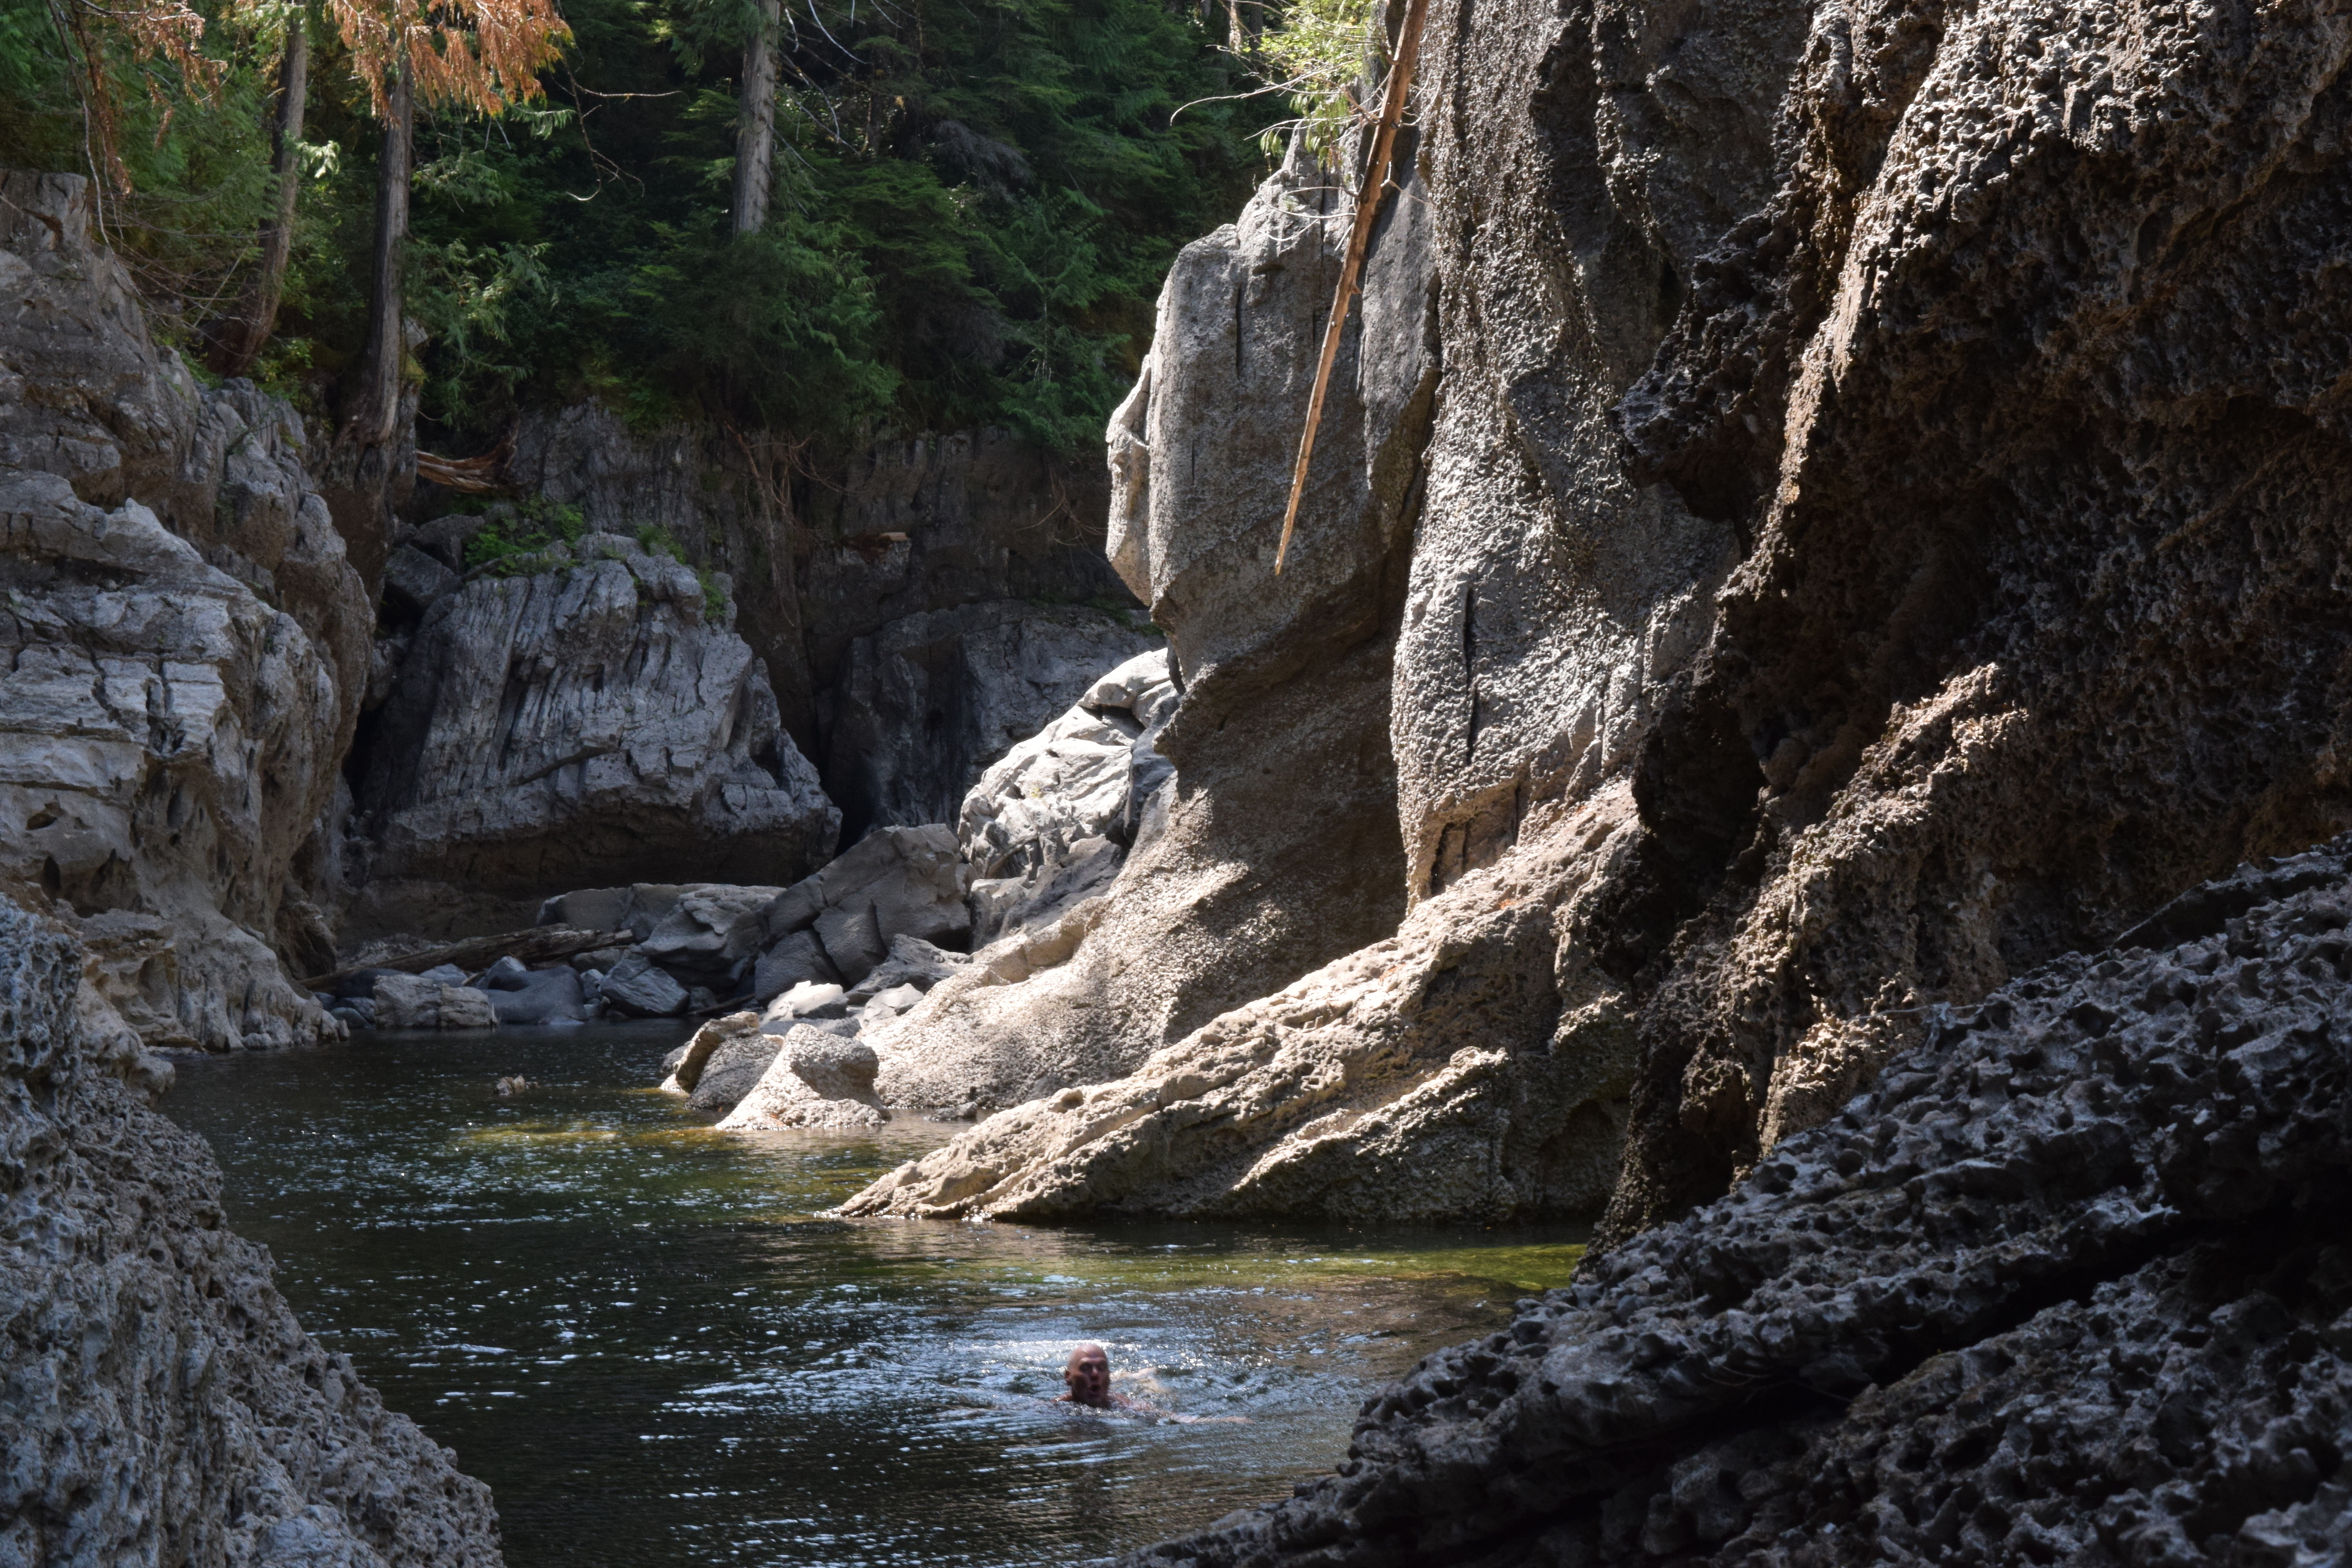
top-left (166, 1022), bottom-right (1585, 1567)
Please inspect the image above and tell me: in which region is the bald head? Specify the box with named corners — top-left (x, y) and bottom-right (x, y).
top-left (1062, 1343), bottom-right (1112, 1406)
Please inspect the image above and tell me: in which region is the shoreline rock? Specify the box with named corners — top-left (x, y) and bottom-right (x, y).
top-left (1127, 840), bottom-right (2352, 1566)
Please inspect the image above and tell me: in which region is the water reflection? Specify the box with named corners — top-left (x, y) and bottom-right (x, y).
top-left (167, 1022), bottom-right (1584, 1567)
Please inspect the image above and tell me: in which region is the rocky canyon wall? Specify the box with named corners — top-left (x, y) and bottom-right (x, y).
top-left (0, 901), bottom-right (503, 1566)
top-left (851, 0), bottom-right (2352, 1256)
top-left (0, 171), bottom-right (367, 1049)
top-left (498, 407), bottom-right (1161, 841)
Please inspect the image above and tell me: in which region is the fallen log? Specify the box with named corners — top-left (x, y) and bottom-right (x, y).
top-left (300, 926), bottom-right (633, 992)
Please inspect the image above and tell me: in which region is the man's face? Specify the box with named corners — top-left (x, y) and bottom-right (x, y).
top-left (1065, 1348), bottom-right (1111, 1406)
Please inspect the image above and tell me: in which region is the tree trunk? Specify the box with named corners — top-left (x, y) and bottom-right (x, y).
top-left (213, 16), bottom-right (307, 377)
top-left (731, 0), bottom-right (780, 237)
top-left (345, 60), bottom-right (413, 448)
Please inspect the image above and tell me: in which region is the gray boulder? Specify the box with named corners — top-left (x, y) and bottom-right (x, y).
top-left (743, 826), bottom-right (968, 996)
top-left (686, 1035), bottom-right (782, 1115)
top-left (595, 953), bottom-right (688, 1018)
top-left (372, 974), bottom-right (498, 1030)
top-left (637, 884), bottom-right (785, 988)
top-left (717, 1025), bottom-right (887, 1131)
top-left (481, 964), bottom-right (586, 1025)
top-left (659, 1011), bottom-right (783, 1116)
top-left (356, 546), bottom-right (840, 905)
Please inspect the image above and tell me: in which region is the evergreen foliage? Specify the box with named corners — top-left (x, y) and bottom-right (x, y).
top-left (0, 0), bottom-right (1276, 458)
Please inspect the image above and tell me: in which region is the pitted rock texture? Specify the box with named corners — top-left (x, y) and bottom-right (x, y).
top-left (1127, 842), bottom-right (2352, 1567)
top-left (354, 535), bottom-right (837, 906)
top-left (1594, 0), bottom-right (2352, 1243)
top-left (0, 903), bottom-right (503, 1566)
top-left (0, 169), bottom-right (368, 1050)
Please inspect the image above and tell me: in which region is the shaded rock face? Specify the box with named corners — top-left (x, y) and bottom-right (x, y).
top-left (1131, 844), bottom-right (2352, 1567)
top-left (500, 409), bottom-right (1146, 834)
top-left (1594, 0), bottom-right (2352, 1242)
top-left (0, 903), bottom-right (503, 1566)
top-left (855, 0), bottom-right (2352, 1232)
top-left (0, 170), bottom-right (369, 1049)
top-left (351, 535), bottom-right (837, 920)
top-left (818, 601), bottom-right (1160, 840)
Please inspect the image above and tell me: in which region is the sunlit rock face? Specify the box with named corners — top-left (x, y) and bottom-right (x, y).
top-left (0, 902), bottom-right (504, 1565)
top-left (0, 169), bottom-right (368, 1049)
top-left (848, 0), bottom-right (2352, 1243)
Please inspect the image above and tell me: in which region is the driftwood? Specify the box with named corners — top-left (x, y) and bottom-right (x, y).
top-left (1274, 0), bottom-right (1433, 575)
top-left (414, 427), bottom-right (514, 494)
top-left (300, 925), bottom-right (632, 992)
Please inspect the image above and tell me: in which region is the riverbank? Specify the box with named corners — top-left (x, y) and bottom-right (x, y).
top-left (166, 1022), bottom-right (1587, 1566)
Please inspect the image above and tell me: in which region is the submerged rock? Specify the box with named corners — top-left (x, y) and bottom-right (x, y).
top-left (1131, 842), bottom-right (2352, 1566)
top-left (0, 902), bottom-right (501, 1563)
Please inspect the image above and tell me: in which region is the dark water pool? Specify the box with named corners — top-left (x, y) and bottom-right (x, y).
top-left (166, 1022), bottom-right (1585, 1567)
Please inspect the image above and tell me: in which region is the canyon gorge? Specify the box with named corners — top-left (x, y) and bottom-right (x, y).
top-left (12, 0), bottom-right (2352, 1557)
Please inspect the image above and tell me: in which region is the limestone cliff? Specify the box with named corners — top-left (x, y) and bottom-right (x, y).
top-left (0, 902), bottom-right (503, 1566)
top-left (350, 534), bottom-right (838, 935)
top-left (849, 0), bottom-right (2352, 1241)
top-left (0, 171), bottom-right (368, 1049)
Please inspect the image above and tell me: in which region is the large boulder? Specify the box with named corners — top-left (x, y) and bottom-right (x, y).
top-left (659, 1012), bottom-right (784, 1116)
top-left (0, 903), bottom-right (501, 1563)
top-left (717, 1025), bottom-right (887, 1131)
top-left (370, 973), bottom-right (497, 1030)
top-left (478, 958), bottom-right (586, 1024)
top-left (0, 170), bottom-right (370, 1050)
top-left (744, 826), bottom-right (968, 995)
top-left (1128, 843), bottom-right (2352, 1567)
top-left (354, 534), bottom-right (838, 909)
top-left (959, 648), bottom-right (1178, 944)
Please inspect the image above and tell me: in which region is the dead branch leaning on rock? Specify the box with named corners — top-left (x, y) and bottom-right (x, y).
top-left (1273, 0), bottom-right (1430, 575)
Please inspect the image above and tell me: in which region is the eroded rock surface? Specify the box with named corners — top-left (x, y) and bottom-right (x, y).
top-left (858, 147), bottom-right (1432, 1122)
top-left (0, 169), bottom-right (368, 1050)
top-left (0, 903), bottom-right (503, 1565)
top-left (354, 536), bottom-right (837, 910)
top-left (960, 648), bottom-right (1178, 945)
top-left (1130, 844), bottom-right (2352, 1566)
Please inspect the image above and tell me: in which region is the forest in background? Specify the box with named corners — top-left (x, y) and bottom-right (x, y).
top-left (0, 0), bottom-right (1326, 460)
